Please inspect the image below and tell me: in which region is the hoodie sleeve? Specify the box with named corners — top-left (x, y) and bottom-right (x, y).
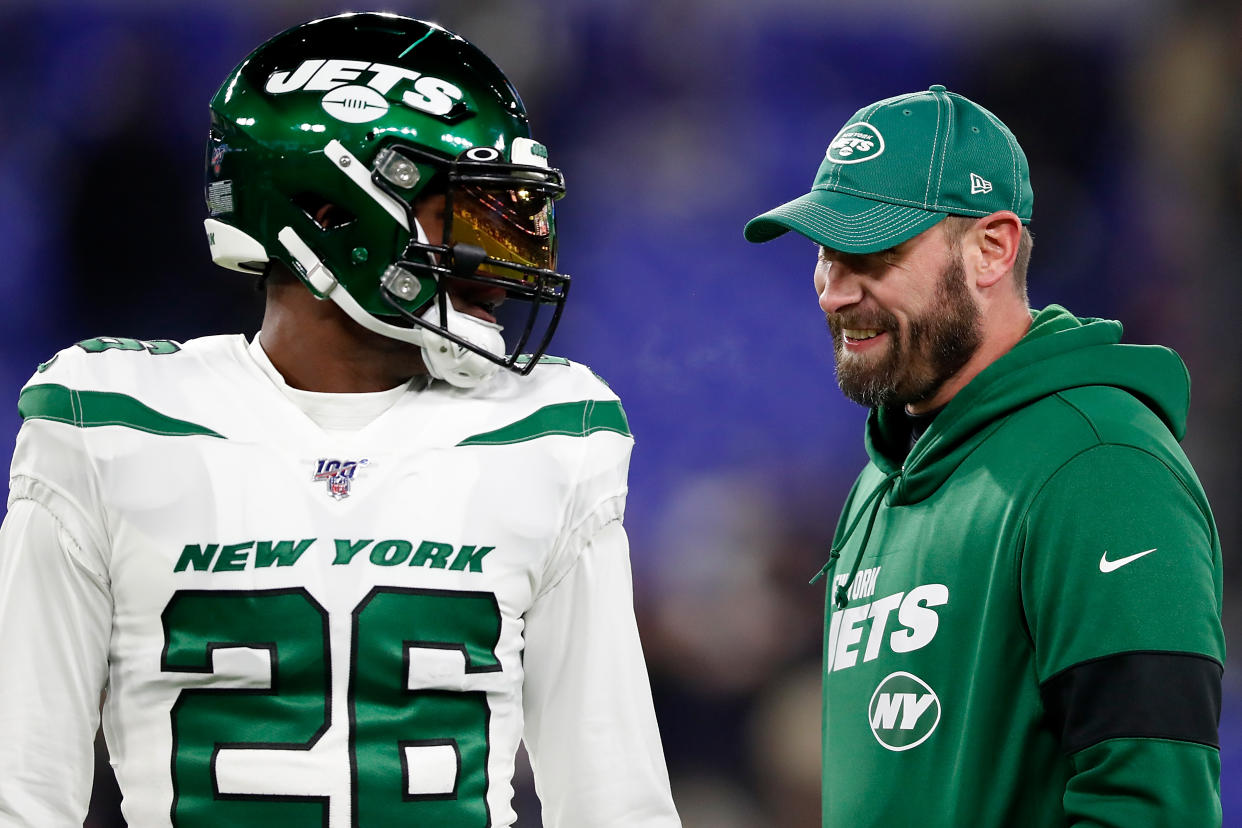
top-left (1019, 443), bottom-right (1223, 827)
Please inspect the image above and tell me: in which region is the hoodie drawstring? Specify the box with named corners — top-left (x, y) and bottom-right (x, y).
top-left (810, 469), bottom-right (901, 610)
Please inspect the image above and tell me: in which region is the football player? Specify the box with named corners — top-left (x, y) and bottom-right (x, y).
top-left (0, 13), bottom-right (680, 827)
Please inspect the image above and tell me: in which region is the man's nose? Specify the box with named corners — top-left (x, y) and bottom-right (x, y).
top-left (815, 260), bottom-right (863, 315)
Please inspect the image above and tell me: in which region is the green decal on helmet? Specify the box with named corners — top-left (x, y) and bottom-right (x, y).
top-left (203, 12), bottom-right (569, 387)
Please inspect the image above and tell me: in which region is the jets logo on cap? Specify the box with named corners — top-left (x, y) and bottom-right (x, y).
top-left (868, 671), bottom-right (941, 751)
top-left (827, 123), bottom-right (885, 165)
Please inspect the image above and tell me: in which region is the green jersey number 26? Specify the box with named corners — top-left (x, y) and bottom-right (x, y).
top-left (161, 587), bottom-right (502, 826)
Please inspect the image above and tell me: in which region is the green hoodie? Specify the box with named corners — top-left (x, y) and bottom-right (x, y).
top-left (818, 305), bottom-right (1224, 827)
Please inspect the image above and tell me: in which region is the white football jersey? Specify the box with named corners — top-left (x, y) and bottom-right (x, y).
top-left (0, 335), bottom-right (678, 827)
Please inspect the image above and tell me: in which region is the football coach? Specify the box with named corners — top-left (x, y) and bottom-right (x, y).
top-left (744, 85), bottom-right (1224, 827)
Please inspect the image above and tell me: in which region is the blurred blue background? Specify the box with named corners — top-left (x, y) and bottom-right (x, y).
top-left (1, 1), bottom-right (1237, 824)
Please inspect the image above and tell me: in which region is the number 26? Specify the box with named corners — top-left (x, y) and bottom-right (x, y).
top-left (161, 587), bottom-right (502, 826)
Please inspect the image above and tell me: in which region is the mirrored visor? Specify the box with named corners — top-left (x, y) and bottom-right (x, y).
top-left (451, 183), bottom-right (556, 283)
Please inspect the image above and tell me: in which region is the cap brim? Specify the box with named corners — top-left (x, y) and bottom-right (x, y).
top-left (744, 188), bottom-right (946, 254)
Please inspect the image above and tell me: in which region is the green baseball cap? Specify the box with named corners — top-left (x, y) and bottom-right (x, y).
top-left (744, 85), bottom-right (1032, 253)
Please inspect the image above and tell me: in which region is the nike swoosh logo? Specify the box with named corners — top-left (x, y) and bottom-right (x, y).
top-left (1099, 548), bottom-right (1157, 573)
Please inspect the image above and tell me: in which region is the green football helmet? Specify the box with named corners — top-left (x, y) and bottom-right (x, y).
top-left (204, 12), bottom-right (568, 387)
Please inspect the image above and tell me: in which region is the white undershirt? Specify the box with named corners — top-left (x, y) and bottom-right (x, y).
top-left (246, 335), bottom-right (416, 433)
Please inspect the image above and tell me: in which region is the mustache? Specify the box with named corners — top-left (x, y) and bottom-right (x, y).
top-left (826, 308), bottom-right (899, 333)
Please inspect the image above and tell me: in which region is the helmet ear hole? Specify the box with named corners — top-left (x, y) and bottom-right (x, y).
top-left (291, 192), bottom-right (357, 230)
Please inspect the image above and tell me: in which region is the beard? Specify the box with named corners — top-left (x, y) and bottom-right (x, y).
top-left (827, 252), bottom-right (982, 409)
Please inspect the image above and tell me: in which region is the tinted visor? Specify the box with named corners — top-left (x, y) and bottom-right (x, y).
top-left (451, 182), bottom-right (557, 282)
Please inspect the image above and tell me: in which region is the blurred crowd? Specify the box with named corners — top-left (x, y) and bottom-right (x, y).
top-left (0, 1), bottom-right (1237, 825)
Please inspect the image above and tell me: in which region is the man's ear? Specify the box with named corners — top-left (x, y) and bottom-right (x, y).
top-left (964, 211), bottom-right (1022, 289)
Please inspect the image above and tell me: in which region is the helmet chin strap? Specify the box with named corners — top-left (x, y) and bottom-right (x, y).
top-left (417, 303), bottom-right (505, 387)
top-left (277, 226), bottom-right (503, 389)
top-left (405, 218), bottom-right (506, 387)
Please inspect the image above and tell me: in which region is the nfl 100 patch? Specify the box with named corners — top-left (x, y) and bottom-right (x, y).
top-left (312, 457), bottom-right (370, 500)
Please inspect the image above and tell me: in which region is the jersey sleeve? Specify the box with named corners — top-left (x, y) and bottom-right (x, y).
top-left (1019, 443), bottom-right (1223, 827)
top-left (520, 519), bottom-right (680, 827)
top-left (534, 382), bottom-right (635, 599)
top-left (0, 498), bottom-right (112, 826)
top-left (0, 371), bottom-right (115, 826)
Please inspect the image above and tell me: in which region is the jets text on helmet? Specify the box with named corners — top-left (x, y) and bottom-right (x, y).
top-left (265, 59), bottom-right (464, 118)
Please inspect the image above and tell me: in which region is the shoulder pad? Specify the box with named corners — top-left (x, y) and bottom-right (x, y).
top-left (18, 335), bottom-right (242, 439)
top-left (451, 357), bottom-right (629, 447)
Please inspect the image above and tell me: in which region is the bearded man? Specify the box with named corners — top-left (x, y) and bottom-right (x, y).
top-left (745, 85), bottom-right (1223, 827)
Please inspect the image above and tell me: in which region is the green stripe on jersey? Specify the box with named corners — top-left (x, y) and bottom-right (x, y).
top-left (18, 384), bottom-right (224, 438)
top-left (457, 400), bottom-right (630, 446)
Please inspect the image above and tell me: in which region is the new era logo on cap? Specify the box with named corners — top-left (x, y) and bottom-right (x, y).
top-left (744, 84), bottom-right (1033, 253)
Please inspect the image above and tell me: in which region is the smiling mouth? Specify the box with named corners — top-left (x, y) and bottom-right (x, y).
top-left (448, 282), bottom-right (507, 324)
top-left (458, 298), bottom-right (503, 324)
top-left (475, 299), bottom-right (501, 318)
top-left (843, 328), bottom-right (883, 341)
